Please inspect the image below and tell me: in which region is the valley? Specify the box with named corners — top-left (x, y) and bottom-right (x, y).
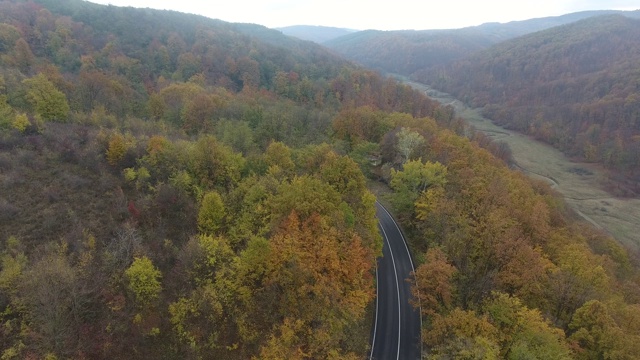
top-left (406, 79), bottom-right (640, 251)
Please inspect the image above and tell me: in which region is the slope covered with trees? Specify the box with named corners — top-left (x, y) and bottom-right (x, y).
top-left (324, 10), bottom-right (639, 78)
top-left (334, 108), bottom-right (640, 358)
top-left (0, 1), bottom-right (639, 359)
top-left (325, 28), bottom-right (494, 76)
top-left (0, 0), bottom-right (447, 358)
top-left (419, 14), bottom-right (640, 195)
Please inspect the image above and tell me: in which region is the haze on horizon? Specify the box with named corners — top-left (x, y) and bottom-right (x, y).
top-left (87, 0), bottom-right (639, 31)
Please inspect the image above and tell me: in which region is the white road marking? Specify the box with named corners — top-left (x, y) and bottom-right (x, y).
top-left (379, 222), bottom-right (402, 360)
top-left (377, 201), bottom-right (423, 357)
top-left (369, 264), bottom-right (379, 360)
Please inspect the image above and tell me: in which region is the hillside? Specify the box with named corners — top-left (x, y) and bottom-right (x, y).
top-left (418, 14), bottom-right (640, 195)
top-left (325, 10), bottom-right (640, 77)
top-left (1, 1), bottom-right (640, 359)
top-left (325, 28), bottom-right (493, 75)
top-left (0, 1), bottom-right (443, 358)
top-left (277, 25), bottom-right (356, 43)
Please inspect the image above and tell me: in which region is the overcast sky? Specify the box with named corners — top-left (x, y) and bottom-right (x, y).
top-left (87, 0), bottom-right (639, 30)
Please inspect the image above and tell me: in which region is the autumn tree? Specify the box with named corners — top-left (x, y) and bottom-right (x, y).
top-left (425, 308), bottom-right (499, 358)
top-left (106, 132), bottom-right (130, 166)
top-left (13, 38), bottom-right (35, 73)
top-left (11, 113), bottom-right (30, 132)
top-left (181, 92), bottom-right (224, 134)
top-left (332, 106), bottom-right (392, 146)
top-left (259, 212), bottom-right (374, 358)
top-left (412, 247), bottom-right (456, 317)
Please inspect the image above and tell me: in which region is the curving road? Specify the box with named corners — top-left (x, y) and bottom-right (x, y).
top-left (370, 202), bottom-right (421, 360)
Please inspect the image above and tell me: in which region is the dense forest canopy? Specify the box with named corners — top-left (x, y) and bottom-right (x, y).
top-left (0, 1), bottom-right (639, 359)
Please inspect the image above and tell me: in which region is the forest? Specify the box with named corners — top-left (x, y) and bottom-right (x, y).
top-left (416, 15), bottom-right (640, 196)
top-left (0, 1), bottom-right (639, 359)
top-left (323, 10), bottom-right (638, 79)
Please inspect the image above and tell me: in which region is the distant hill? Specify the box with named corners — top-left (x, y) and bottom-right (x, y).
top-left (325, 10), bottom-right (640, 77)
top-left (277, 25), bottom-right (357, 43)
top-left (325, 28), bottom-right (493, 75)
top-left (419, 14), bottom-right (640, 193)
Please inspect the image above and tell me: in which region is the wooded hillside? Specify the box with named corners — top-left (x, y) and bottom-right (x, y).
top-left (418, 14), bottom-right (640, 195)
top-left (324, 10), bottom-right (639, 78)
top-left (0, 1), bottom-right (639, 359)
top-left (0, 1), bottom-right (443, 358)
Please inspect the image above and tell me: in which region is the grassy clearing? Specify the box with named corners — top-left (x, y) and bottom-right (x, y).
top-left (408, 81), bottom-right (640, 251)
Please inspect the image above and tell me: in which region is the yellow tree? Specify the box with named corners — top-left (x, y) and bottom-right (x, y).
top-left (197, 191), bottom-right (226, 235)
top-left (106, 132), bottom-right (130, 166)
top-left (390, 159), bottom-right (447, 216)
top-left (125, 256), bottom-right (162, 307)
top-left (23, 74), bottom-right (69, 122)
top-left (425, 308), bottom-right (499, 358)
top-left (483, 292), bottom-right (571, 359)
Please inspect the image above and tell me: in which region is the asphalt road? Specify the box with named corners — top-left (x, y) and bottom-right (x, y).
top-left (370, 202), bottom-right (421, 360)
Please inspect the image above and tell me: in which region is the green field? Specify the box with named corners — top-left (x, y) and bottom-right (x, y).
top-left (409, 80), bottom-right (640, 251)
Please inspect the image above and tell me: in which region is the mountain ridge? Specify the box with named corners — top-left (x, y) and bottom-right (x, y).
top-left (277, 25), bottom-right (357, 43)
top-left (322, 9), bottom-right (640, 76)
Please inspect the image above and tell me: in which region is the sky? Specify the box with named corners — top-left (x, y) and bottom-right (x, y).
top-left (87, 0), bottom-right (639, 30)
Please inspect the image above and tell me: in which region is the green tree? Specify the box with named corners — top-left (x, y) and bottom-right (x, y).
top-left (12, 113), bottom-right (30, 132)
top-left (125, 256), bottom-right (162, 307)
top-left (569, 300), bottom-right (621, 360)
top-left (198, 191), bottom-right (226, 234)
top-left (0, 94), bottom-right (14, 129)
top-left (391, 159), bottom-right (448, 194)
top-left (390, 159), bottom-right (448, 215)
top-left (397, 127), bottom-right (425, 162)
top-left (23, 74), bottom-right (70, 122)
top-left (264, 141), bottom-right (295, 176)
top-left (484, 292), bottom-right (571, 359)
top-left (187, 135), bottom-right (245, 189)
top-left (0, 24), bottom-right (20, 52)
top-left (216, 119), bottom-right (255, 155)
